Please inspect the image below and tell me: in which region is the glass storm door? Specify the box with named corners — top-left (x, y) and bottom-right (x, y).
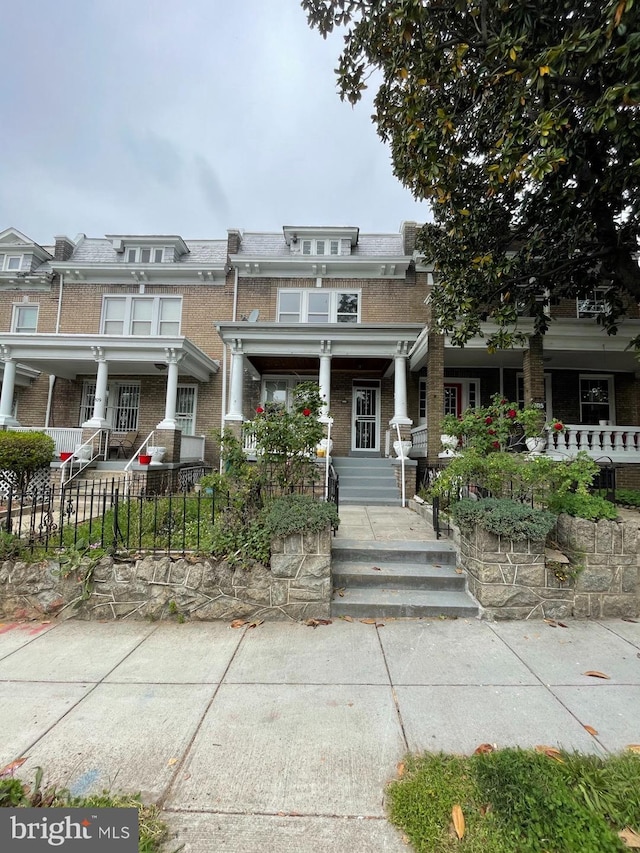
top-left (444, 383), bottom-right (463, 417)
top-left (352, 383), bottom-right (380, 451)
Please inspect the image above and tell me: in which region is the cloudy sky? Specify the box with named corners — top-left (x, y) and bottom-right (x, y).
top-left (0, 0), bottom-right (431, 245)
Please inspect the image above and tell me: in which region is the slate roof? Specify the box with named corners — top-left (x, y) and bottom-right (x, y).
top-left (234, 231), bottom-right (406, 257)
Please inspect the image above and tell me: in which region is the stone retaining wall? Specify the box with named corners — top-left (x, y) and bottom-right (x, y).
top-left (0, 528), bottom-right (332, 622)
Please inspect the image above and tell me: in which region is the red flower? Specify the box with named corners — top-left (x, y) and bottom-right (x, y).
top-left (256, 406), bottom-right (264, 414)
top-left (302, 408), bottom-right (311, 417)
top-left (485, 416), bottom-right (493, 425)
top-left (500, 399), bottom-right (507, 404)
top-left (507, 409), bottom-right (517, 418)
top-left (488, 428), bottom-right (496, 435)
top-left (492, 441), bottom-right (500, 449)
top-left (553, 422), bottom-right (564, 431)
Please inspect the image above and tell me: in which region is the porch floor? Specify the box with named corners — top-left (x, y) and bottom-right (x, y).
top-left (334, 505), bottom-right (442, 542)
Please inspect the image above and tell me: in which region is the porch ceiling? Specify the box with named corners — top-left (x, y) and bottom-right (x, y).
top-left (1, 334), bottom-right (219, 382)
top-left (248, 355), bottom-right (392, 376)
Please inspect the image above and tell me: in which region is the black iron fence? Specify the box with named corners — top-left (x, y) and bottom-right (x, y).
top-left (1, 472), bottom-right (340, 557)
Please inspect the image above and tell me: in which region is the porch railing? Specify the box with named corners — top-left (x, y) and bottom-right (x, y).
top-left (547, 424), bottom-right (640, 460)
top-left (180, 434), bottom-right (205, 461)
top-left (11, 427), bottom-right (83, 455)
top-left (410, 423), bottom-right (428, 456)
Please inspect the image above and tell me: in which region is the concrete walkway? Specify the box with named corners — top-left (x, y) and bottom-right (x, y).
top-left (1, 616), bottom-right (639, 852)
top-left (334, 504), bottom-right (440, 541)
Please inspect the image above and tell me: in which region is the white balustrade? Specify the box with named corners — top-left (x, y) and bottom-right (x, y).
top-left (546, 424), bottom-right (640, 461)
top-left (11, 426), bottom-right (83, 455)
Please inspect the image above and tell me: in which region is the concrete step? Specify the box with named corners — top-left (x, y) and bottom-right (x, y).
top-left (339, 487), bottom-right (400, 500)
top-left (340, 497), bottom-right (403, 506)
top-left (333, 560), bottom-right (465, 591)
top-left (331, 587), bottom-right (478, 619)
top-left (332, 539), bottom-right (457, 565)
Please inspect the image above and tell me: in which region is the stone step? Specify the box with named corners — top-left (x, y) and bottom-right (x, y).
top-left (331, 587), bottom-right (478, 619)
top-left (333, 560), bottom-right (465, 591)
top-left (332, 539), bottom-right (456, 565)
top-left (339, 497), bottom-right (403, 506)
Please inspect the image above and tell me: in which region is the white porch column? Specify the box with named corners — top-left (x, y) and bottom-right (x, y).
top-left (319, 344), bottom-right (332, 422)
top-left (226, 340), bottom-right (245, 422)
top-left (389, 343), bottom-right (412, 427)
top-left (82, 347), bottom-right (110, 428)
top-left (0, 348), bottom-right (20, 427)
top-left (156, 349), bottom-right (183, 430)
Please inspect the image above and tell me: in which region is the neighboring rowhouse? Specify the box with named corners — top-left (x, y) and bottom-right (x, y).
top-left (2, 223), bottom-right (640, 494)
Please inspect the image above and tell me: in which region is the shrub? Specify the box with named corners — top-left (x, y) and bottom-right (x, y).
top-left (262, 494), bottom-right (339, 538)
top-left (0, 431), bottom-right (55, 491)
top-left (613, 488), bottom-right (640, 508)
top-left (549, 492), bottom-right (618, 521)
top-left (452, 497), bottom-right (557, 540)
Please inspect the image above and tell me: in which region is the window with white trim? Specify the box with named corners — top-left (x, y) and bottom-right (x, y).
top-left (277, 289), bottom-right (359, 323)
top-left (80, 381), bottom-right (140, 430)
top-left (176, 385), bottom-right (197, 435)
top-left (579, 375), bottom-right (614, 424)
top-left (125, 247), bottom-right (166, 263)
top-left (577, 287), bottom-right (609, 318)
top-left (0, 254), bottom-right (24, 271)
top-left (261, 376), bottom-right (318, 412)
top-left (301, 239), bottom-right (340, 256)
top-left (11, 304), bottom-right (38, 333)
top-left (101, 296), bottom-right (182, 336)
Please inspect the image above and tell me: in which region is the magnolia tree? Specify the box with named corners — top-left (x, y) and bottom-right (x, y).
top-left (245, 381), bottom-right (325, 491)
top-left (302, 0), bottom-right (640, 350)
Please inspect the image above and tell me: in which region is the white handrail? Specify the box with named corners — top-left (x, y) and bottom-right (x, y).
top-left (123, 429), bottom-right (155, 496)
top-left (324, 418), bottom-right (333, 501)
top-left (395, 422), bottom-right (406, 508)
top-left (60, 428), bottom-right (108, 488)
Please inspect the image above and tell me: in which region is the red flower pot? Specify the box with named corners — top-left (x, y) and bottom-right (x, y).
top-left (138, 454), bottom-right (152, 465)
top-left (59, 452), bottom-right (73, 462)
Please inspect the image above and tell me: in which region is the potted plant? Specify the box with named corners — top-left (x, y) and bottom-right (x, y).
top-left (59, 451), bottom-right (73, 462)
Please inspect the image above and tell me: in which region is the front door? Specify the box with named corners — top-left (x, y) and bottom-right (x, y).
top-left (352, 382), bottom-right (380, 451)
top-left (444, 383), bottom-right (463, 418)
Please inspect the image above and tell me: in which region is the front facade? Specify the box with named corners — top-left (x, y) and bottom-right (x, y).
top-left (1, 223), bottom-right (640, 488)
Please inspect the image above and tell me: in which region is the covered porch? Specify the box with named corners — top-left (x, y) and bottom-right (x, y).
top-left (0, 334), bottom-right (219, 468)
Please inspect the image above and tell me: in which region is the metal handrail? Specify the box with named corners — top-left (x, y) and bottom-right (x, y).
top-left (323, 417), bottom-right (333, 501)
top-left (60, 428), bottom-right (109, 489)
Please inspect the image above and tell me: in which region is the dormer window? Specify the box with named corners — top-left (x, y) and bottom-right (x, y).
top-left (0, 254), bottom-right (24, 271)
top-left (301, 239), bottom-right (340, 256)
top-left (126, 247), bottom-right (165, 263)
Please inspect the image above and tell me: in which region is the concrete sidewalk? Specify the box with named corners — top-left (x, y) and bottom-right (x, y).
top-left (334, 504), bottom-right (440, 541)
top-left (1, 617), bottom-right (639, 851)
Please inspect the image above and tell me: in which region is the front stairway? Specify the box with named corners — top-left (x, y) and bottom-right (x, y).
top-left (332, 456), bottom-right (402, 505)
top-left (331, 538), bottom-right (479, 619)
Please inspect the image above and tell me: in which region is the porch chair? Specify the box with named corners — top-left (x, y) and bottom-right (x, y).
top-left (109, 430), bottom-right (138, 459)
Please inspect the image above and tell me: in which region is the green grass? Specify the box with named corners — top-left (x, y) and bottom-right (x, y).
top-left (0, 769), bottom-right (168, 852)
top-left (387, 748), bottom-right (640, 852)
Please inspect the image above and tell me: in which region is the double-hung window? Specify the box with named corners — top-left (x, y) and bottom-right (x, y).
top-left (577, 287), bottom-right (609, 318)
top-left (11, 304), bottom-right (38, 333)
top-left (301, 239), bottom-right (340, 256)
top-left (277, 289), bottom-right (359, 323)
top-left (0, 254), bottom-right (24, 271)
top-left (101, 296), bottom-right (182, 336)
top-left (579, 375), bottom-right (614, 424)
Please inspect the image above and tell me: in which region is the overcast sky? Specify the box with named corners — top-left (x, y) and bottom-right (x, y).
top-left (0, 0), bottom-right (431, 245)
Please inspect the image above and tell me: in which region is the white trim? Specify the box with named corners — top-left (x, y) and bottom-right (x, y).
top-left (125, 246), bottom-right (166, 264)
top-left (101, 294), bottom-right (182, 336)
top-left (11, 303), bottom-right (39, 333)
top-left (579, 374), bottom-right (616, 424)
top-left (352, 381), bottom-right (381, 452)
top-left (276, 289), bottom-right (361, 324)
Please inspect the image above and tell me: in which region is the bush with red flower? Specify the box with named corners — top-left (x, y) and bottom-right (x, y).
top-left (245, 381), bottom-right (324, 489)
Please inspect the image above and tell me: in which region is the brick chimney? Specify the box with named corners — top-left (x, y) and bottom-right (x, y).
top-left (401, 221), bottom-right (418, 255)
top-left (54, 235), bottom-right (75, 261)
top-left (227, 229), bottom-right (242, 255)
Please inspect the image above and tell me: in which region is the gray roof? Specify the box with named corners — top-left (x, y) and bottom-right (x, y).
top-left (234, 231), bottom-right (406, 258)
top-left (42, 236), bottom-right (227, 268)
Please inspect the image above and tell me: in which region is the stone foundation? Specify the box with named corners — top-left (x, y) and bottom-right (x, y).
top-left (0, 528), bottom-right (331, 623)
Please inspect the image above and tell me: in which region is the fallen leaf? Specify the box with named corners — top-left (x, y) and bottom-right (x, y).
top-left (305, 618), bottom-right (332, 628)
top-left (230, 619), bottom-right (247, 629)
top-left (583, 725), bottom-right (598, 736)
top-left (474, 743), bottom-right (496, 754)
top-left (376, 622), bottom-right (385, 628)
top-left (584, 670), bottom-right (611, 679)
top-left (544, 618), bottom-right (558, 627)
top-left (0, 757), bottom-right (27, 777)
top-left (455, 568), bottom-right (463, 574)
top-left (396, 761), bottom-right (405, 778)
top-left (167, 757), bottom-right (178, 766)
top-left (248, 619), bottom-right (263, 628)
top-left (626, 744), bottom-right (640, 753)
top-left (335, 587), bottom-right (345, 597)
top-left (621, 618), bottom-right (639, 623)
top-left (434, 564), bottom-right (441, 568)
top-left (557, 621), bottom-right (568, 628)
top-left (535, 745), bottom-right (564, 762)
top-left (359, 618), bottom-right (377, 624)
top-left (341, 615), bottom-right (354, 622)
top-left (371, 566), bottom-right (382, 572)
top-left (619, 827), bottom-right (640, 848)
top-left (451, 804), bottom-right (465, 839)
